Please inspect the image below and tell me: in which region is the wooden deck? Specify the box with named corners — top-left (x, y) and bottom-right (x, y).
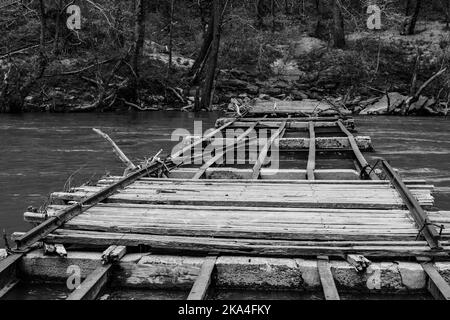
top-left (2, 99), bottom-right (450, 300)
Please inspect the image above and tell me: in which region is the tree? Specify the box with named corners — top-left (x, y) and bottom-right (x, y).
top-left (407, 0), bottom-right (423, 35)
top-left (132, 0), bottom-right (146, 76)
top-left (199, 0), bottom-right (227, 111)
top-left (332, 0), bottom-right (345, 48)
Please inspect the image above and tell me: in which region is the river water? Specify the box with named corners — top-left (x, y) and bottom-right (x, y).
top-left (0, 113), bottom-right (449, 236)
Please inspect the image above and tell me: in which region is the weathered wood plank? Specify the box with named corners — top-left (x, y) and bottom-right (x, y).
top-left (13, 230), bottom-right (450, 258)
top-left (187, 256), bottom-right (217, 300)
top-left (0, 254), bottom-right (22, 294)
top-left (252, 122), bottom-right (286, 179)
top-left (307, 122), bottom-right (316, 180)
top-left (317, 256), bottom-right (340, 300)
top-left (66, 264), bottom-right (111, 300)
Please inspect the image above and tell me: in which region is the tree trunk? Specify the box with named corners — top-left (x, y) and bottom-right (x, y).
top-left (189, 2), bottom-right (214, 80)
top-left (332, 0), bottom-right (345, 48)
top-left (256, 0), bottom-right (265, 28)
top-left (132, 0), bottom-right (146, 76)
top-left (407, 0), bottom-right (422, 35)
top-left (39, 0), bottom-right (46, 48)
top-left (199, 0), bottom-right (225, 111)
top-left (168, 0), bottom-right (175, 74)
top-left (53, 0), bottom-right (63, 54)
top-left (405, 0), bottom-right (412, 15)
top-left (271, 0), bottom-right (275, 32)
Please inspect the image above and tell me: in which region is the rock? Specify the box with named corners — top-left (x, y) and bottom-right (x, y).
top-left (290, 37), bottom-right (327, 58)
top-left (291, 90), bottom-right (308, 100)
top-left (408, 95), bottom-right (430, 113)
top-left (360, 92), bottom-right (406, 115)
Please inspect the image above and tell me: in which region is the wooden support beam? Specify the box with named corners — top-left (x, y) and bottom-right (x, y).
top-left (0, 254), bottom-right (22, 295)
top-left (187, 256), bottom-right (217, 300)
top-left (382, 160), bottom-right (441, 249)
top-left (67, 246), bottom-right (126, 300)
top-left (252, 121), bottom-right (287, 179)
top-left (66, 264), bottom-right (111, 300)
top-left (317, 256), bottom-right (340, 300)
top-left (0, 279), bottom-right (19, 299)
top-left (337, 120), bottom-right (379, 180)
top-left (192, 122), bottom-right (258, 179)
top-left (418, 258), bottom-right (450, 300)
top-left (307, 122), bottom-right (316, 181)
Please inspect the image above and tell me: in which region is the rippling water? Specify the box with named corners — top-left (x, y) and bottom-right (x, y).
top-left (0, 113), bottom-right (449, 235)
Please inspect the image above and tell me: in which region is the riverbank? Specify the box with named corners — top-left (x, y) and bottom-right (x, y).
top-left (1, 3), bottom-right (449, 115)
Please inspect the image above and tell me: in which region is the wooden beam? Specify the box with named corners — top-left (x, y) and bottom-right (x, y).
top-left (317, 256), bottom-right (340, 300)
top-left (15, 230), bottom-right (450, 258)
top-left (0, 253), bottom-right (22, 295)
top-left (307, 122), bottom-right (316, 181)
top-left (418, 258), bottom-right (450, 300)
top-left (252, 121), bottom-right (287, 179)
top-left (0, 279), bottom-right (19, 299)
top-left (187, 256), bottom-right (217, 300)
top-left (171, 119), bottom-right (235, 162)
top-left (66, 264), bottom-right (111, 300)
top-left (382, 160), bottom-right (441, 249)
top-left (192, 122), bottom-right (258, 179)
top-left (337, 120), bottom-right (379, 180)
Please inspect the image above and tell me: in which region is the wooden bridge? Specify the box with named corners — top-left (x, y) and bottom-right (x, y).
top-left (1, 100), bottom-right (450, 300)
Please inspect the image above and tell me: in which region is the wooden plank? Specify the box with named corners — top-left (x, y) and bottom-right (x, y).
top-left (317, 256), bottom-right (340, 300)
top-left (15, 230), bottom-right (450, 258)
top-left (307, 122), bottom-right (316, 180)
top-left (0, 254), bottom-right (23, 293)
top-left (252, 121), bottom-right (286, 179)
top-left (171, 119), bottom-right (235, 162)
top-left (193, 122), bottom-right (259, 179)
top-left (66, 264), bottom-right (111, 300)
top-left (14, 160), bottom-right (167, 250)
top-left (419, 260), bottom-right (450, 300)
top-left (337, 120), bottom-right (379, 180)
top-left (0, 279), bottom-right (20, 299)
top-left (187, 256), bottom-right (217, 300)
top-left (66, 244), bottom-right (126, 300)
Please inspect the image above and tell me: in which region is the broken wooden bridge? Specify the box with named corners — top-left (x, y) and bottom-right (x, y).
top-left (1, 99), bottom-right (450, 300)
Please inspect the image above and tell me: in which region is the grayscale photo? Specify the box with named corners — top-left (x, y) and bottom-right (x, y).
top-left (0, 0), bottom-right (449, 306)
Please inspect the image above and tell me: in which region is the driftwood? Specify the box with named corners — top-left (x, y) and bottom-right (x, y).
top-left (92, 128), bottom-right (136, 175)
top-left (404, 67), bottom-right (447, 114)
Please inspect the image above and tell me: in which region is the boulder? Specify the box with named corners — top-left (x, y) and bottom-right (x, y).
top-left (290, 37), bottom-right (327, 58)
top-left (360, 92), bottom-right (406, 115)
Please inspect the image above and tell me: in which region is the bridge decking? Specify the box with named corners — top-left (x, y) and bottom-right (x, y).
top-left (2, 99), bottom-right (450, 300)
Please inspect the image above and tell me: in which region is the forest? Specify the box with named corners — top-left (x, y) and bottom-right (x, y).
top-left (0, 0), bottom-right (449, 115)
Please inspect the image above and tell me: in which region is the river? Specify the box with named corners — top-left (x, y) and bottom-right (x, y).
top-left (0, 113), bottom-right (449, 236)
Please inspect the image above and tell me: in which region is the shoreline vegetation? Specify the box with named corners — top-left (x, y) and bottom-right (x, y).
top-left (0, 0), bottom-right (449, 116)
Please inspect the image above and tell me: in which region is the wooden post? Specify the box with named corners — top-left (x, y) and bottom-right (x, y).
top-left (307, 122), bottom-right (316, 180)
top-left (187, 256), bottom-right (217, 300)
top-left (317, 256), bottom-right (340, 300)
